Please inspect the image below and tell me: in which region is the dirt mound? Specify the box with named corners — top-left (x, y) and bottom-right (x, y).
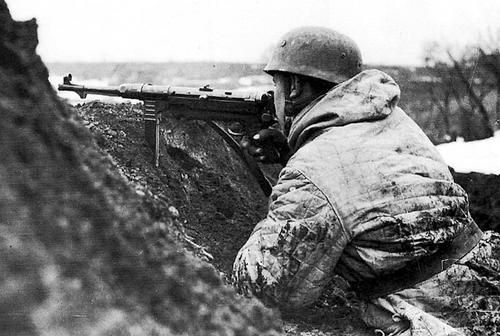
top-left (72, 99), bottom-right (500, 336)
top-left (0, 2), bottom-right (281, 335)
top-left (453, 171), bottom-right (500, 232)
top-left (69, 89), bottom-right (500, 336)
top-left (74, 101), bottom-right (275, 274)
top-left (73, 100), bottom-right (373, 336)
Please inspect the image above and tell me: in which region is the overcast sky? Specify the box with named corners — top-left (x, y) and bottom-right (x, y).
top-left (7, 0), bottom-right (500, 66)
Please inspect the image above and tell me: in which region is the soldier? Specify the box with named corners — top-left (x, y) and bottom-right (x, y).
top-left (233, 27), bottom-right (499, 336)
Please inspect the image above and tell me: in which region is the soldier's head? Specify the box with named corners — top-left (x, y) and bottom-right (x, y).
top-left (264, 27), bottom-right (362, 132)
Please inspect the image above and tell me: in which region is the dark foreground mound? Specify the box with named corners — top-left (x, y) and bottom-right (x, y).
top-left (0, 2), bottom-right (282, 335)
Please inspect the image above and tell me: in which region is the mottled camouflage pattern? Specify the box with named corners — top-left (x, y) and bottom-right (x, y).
top-left (359, 231), bottom-right (499, 335)
top-left (233, 70), bottom-right (479, 333)
top-left (233, 169), bottom-right (347, 307)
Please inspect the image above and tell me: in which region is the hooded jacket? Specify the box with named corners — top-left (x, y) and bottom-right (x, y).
top-left (233, 69), bottom-right (481, 308)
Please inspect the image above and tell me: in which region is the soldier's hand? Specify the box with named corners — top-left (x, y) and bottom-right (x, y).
top-left (241, 128), bottom-right (290, 166)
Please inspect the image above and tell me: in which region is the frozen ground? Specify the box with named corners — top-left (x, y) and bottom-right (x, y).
top-left (437, 131), bottom-right (500, 175)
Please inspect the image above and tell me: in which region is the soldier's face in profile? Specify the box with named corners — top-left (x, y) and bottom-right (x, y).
top-left (272, 73), bottom-right (288, 132)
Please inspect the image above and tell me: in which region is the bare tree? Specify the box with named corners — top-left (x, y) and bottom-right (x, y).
top-left (423, 38), bottom-right (498, 141)
top-left (478, 48), bottom-right (500, 128)
top-left (423, 43), bottom-right (460, 141)
top-left (447, 50), bottom-right (494, 138)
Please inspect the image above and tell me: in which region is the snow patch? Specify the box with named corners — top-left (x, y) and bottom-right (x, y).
top-left (437, 131), bottom-right (500, 175)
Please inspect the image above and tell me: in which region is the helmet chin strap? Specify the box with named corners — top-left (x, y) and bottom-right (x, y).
top-left (284, 97), bottom-right (314, 117)
top-left (282, 92), bottom-right (328, 136)
top-left (282, 97), bottom-right (316, 136)
top-left (284, 74), bottom-right (317, 117)
top-left (283, 116), bottom-right (293, 137)
top-left (280, 73), bottom-right (330, 135)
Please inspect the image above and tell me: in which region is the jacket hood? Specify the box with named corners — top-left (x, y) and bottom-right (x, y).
top-left (288, 69), bottom-right (401, 151)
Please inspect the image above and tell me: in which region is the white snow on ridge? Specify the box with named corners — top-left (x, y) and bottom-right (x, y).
top-left (437, 131), bottom-right (500, 175)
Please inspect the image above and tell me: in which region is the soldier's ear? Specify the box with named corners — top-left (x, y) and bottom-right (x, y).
top-left (289, 75), bottom-right (303, 99)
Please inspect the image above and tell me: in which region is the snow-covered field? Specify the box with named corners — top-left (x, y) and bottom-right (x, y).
top-left (437, 131), bottom-right (500, 175)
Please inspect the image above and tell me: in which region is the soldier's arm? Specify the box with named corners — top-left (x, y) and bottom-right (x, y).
top-left (233, 167), bottom-right (349, 308)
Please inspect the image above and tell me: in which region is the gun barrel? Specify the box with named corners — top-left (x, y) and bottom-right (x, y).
top-left (56, 74), bottom-right (275, 195)
top-left (57, 74), bottom-right (275, 123)
top-left (58, 83), bottom-right (122, 99)
top-left (57, 75), bottom-right (272, 106)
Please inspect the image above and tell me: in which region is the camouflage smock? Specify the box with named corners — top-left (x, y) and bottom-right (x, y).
top-left (233, 69), bottom-right (480, 309)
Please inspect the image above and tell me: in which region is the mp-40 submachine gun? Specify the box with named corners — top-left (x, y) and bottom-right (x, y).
top-left (58, 74), bottom-right (276, 196)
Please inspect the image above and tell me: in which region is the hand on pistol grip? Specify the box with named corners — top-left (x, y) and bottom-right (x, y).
top-left (241, 127), bottom-right (290, 166)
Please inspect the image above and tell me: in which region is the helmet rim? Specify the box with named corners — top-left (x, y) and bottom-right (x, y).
top-left (264, 26), bottom-right (362, 84)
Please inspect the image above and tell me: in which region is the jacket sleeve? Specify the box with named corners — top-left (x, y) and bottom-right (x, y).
top-left (232, 167), bottom-right (349, 308)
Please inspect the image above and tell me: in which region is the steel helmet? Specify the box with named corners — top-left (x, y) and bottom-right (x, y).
top-left (264, 27), bottom-right (362, 84)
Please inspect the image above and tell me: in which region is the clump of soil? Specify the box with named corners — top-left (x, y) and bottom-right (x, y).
top-left (74, 101), bottom-right (273, 275)
top-left (0, 2), bottom-right (282, 335)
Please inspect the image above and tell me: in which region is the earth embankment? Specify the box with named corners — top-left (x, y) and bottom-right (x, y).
top-left (0, 2), bottom-right (281, 335)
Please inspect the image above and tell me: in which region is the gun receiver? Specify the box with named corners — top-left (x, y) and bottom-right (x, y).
top-left (58, 74), bottom-right (276, 196)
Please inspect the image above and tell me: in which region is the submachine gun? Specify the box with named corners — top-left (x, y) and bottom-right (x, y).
top-left (58, 74), bottom-right (276, 196)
